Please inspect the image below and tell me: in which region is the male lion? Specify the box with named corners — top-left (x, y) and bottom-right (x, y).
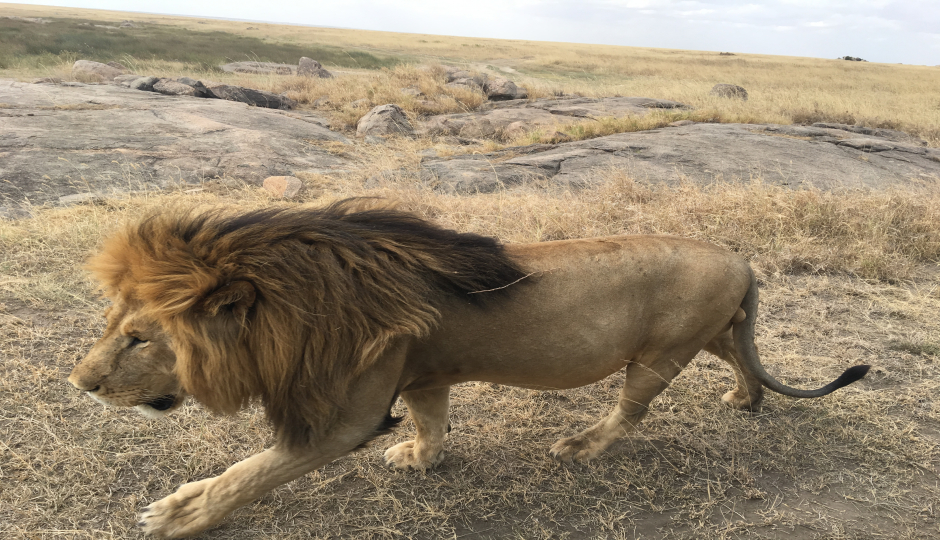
top-left (69, 200), bottom-right (869, 538)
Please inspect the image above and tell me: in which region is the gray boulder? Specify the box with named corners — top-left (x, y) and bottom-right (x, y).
top-left (709, 83), bottom-right (749, 100)
top-left (357, 104), bottom-right (414, 137)
top-left (484, 77), bottom-right (528, 101)
top-left (297, 57), bottom-right (333, 78)
top-left (112, 74), bottom-right (143, 87)
top-left (129, 76), bottom-right (160, 91)
top-left (153, 78), bottom-right (210, 98)
top-left (206, 84), bottom-right (296, 109)
top-left (72, 60), bottom-right (125, 83)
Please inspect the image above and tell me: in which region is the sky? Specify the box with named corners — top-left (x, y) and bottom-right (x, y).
top-left (8, 1), bottom-right (940, 65)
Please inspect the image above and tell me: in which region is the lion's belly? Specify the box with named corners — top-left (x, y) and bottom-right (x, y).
top-left (402, 235), bottom-right (751, 392)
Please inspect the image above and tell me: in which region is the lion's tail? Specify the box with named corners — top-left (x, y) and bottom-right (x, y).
top-left (732, 268), bottom-right (870, 398)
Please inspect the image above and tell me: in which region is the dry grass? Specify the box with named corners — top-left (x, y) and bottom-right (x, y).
top-left (2, 172), bottom-right (940, 539)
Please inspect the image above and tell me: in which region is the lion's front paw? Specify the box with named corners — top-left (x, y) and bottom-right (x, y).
top-left (138, 479), bottom-right (227, 538)
top-left (384, 440), bottom-right (443, 471)
top-left (549, 435), bottom-right (604, 463)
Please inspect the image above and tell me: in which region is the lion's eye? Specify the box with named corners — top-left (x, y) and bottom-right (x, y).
top-left (129, 336), bottom-right (148, 347)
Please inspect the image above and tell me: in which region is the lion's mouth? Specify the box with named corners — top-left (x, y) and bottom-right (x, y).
top-left (146, 395), bottom-right (177, 411)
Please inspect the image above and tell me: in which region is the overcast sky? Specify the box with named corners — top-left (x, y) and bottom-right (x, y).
top-left (8, 1), bottom-right (940, 65)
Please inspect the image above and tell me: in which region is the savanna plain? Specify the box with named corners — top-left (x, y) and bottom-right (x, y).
top-left (1, 3), bottom-right (940, 539)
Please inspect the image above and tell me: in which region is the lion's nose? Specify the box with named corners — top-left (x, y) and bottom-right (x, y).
top-left (67, 372), bottom-right (100, 393)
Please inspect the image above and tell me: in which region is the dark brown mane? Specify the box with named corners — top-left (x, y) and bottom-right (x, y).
top-left (87, 199), bottom-right (528, 447)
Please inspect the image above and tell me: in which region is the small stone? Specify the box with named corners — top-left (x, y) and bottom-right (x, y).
top-left (263, 176), bottom-right (304, 198)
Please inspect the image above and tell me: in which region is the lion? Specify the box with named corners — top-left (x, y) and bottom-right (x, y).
top-left (68, 200), bottom-right (869, 538)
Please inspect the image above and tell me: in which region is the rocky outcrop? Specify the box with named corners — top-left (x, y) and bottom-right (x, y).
top-left (421, 96), bottom-right (688, 139)
top-left (0, 79), bottom-right (349, 206)
top-left (297, 57), bottom-right (333, 78)
top-left (709, 84), bottom-right (748, 100)
top-left (356, 104), bottom-right (415, 137)
top-left (484, 77), bottom-right (528, 101)
top-left (220, 61), bottom-right (295, 75)
top-left (72, 60), bottom-right (125, 83)
top-left (418, 123), bottom-right (940, 193)
top-left (153, 78), bottom-right (211, 97)
top-left (205, 83), bottom-right (296, 109)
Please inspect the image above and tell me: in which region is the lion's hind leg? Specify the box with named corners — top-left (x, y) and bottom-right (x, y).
top-left (384, 386), bottom-right (450, 471)
top-left (704, 330), bottom-right (764, 410)
top-left (550, 346), bottom-right (699, 463)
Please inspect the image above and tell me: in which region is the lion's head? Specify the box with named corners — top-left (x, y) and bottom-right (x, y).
top-left (69, 200), bottom-right (527, 447)
top-left (69, 297), bottom-right (186, 417)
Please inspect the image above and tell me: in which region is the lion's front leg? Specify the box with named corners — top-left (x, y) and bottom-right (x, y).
top-left (139, 447), bottom-right (331, 538)
top-left (385, 386), bottom-right (450, 471)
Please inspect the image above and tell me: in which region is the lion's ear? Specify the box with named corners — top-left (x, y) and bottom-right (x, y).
top-left (199, 280), bottom-right (256, 318)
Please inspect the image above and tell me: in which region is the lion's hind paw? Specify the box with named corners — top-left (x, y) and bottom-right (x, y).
top-left (384, 440), bottom-right (443, 471)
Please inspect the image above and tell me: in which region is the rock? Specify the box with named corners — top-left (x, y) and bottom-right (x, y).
top-left (420, 158), bottom-right (545, 193)
top-left (219, 61), bottom-right (294, 75)
top-left (297, 57), bottom-right (333, 78)
top-left (206, 84), bottom-right (295, 109)
top-left (153, 78), bottom-right (210, 97)
top-left (262, 176), bottom-right (304, 198)
top-left (58, 192), bottom-right (104, 206)
top-left (0, 78), bottom-right (350, 206)
top-left (112, 74), bottom-right (143, 87)
top-left (810, 123), bottom-right (927, 146)
top-left (72, 60), bottom-right (125, 83)
top-left (668, 120), bottom-right (696, 127)
top-left (401, 87), bottom-right (424, 97)
top-left (350, 98), bottom-right (371, 109)
top-left (129, 76), bottom-right (160, 91)
top-left (484, 77), bottom-right (528, 101)
top-left (31, 77), bottom-right (61, 84)
top-left (416, 122), bottom-right (940, 193)
top-left (709, 84), bottom-right (748, 100)
top-left (419, 96), bottom-right (689, 138)
top-left (840, 56), bottom-right (868, 62)
top-left (106, 61), bottom-right (128, 71)
top-left (356, 104), bottom-right (414, 137)
top-left (119, 20), bottom-right (138, 28)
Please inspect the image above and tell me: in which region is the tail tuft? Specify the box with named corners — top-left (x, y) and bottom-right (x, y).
top-left (824, 364), bottom-right (871, 393)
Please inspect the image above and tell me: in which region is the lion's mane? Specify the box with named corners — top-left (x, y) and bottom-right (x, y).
top-left (86, 200), bottom-right (528, 447)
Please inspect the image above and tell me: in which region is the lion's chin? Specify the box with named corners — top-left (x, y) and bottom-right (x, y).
top-left (135, 395), bottom-right (183, 418)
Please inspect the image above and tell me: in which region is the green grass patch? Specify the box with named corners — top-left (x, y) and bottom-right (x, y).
top-left (0, 17), bottom-right (401, 71)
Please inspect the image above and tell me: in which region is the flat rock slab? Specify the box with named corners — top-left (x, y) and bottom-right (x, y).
top-left (421, 96), bottom-right (687, 138)
top-left (420, 123), bottom-right (940, 193)
top-left (0, 79), bottom-right (349, 206)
